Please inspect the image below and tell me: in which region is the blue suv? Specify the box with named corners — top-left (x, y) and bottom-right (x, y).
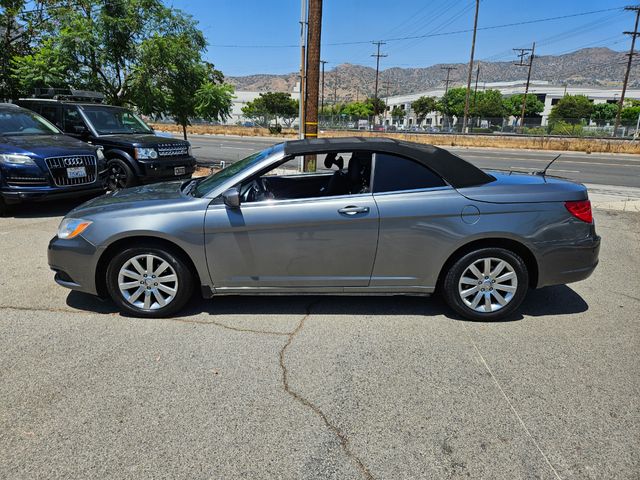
top-left (0, 103), bottom-right (107, 215)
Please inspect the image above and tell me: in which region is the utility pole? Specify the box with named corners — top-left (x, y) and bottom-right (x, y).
top-left (441, 66), bottom-right (456, 129)
top-left (472, 63), bottom-right (480, 125)
top-left (333, 66), bottom-right (339, 105)
top-left (303, 0), bottom-right (322, 171)
top-left (298, 0), bottom-right (307, 140)
top-left (614, 5), bottom-right (640, 136)
top-left (371, 40), bottom-right (387, 102)
top-left (462, 0), bottom-right (480, 134)
top-left (514, 42), bottom-right (535, 132)
top-left (320, 59), bottom-right (328, 117)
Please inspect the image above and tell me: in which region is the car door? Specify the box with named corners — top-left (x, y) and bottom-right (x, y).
top-left (203, 155), bottom-right (380, 290)
top-left (370, 152), bottom-right (468, 290)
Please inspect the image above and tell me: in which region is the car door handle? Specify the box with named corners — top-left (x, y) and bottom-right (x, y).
top-left (338, 206), bottom-right (369, 215)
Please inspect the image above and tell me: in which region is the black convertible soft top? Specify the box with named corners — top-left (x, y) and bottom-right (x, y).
top-left (283, 137), bottom-right (494, 189)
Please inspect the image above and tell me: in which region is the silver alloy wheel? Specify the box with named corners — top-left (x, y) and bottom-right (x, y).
top-left (458, 257), bottom-right (518, 313)
top-left (118, 254), bottom-right (179, 310)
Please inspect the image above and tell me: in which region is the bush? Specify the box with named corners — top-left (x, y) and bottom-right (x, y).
top-left (549, 121), bottom-right (583, 136)
top-left (471, 127), bottom-right (492, 134)
top-left (523, 126), bottom-right (547, 136)
top-left (268, 125), bottom-right (282, 134)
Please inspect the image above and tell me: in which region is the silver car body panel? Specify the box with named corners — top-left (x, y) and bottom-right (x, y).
top-left (48, 140), bottom-right (600, 299)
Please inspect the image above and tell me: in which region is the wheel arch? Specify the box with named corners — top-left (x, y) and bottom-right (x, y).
top-left (436, 237), bottom-right (539, 290)
top-left (95, 235), bottom-right (201, 297)
top-left (105, 149), bottom-right (141, 176)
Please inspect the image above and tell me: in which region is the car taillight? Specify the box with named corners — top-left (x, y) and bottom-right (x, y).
top-left (565, 200), bottom-right (592, 223)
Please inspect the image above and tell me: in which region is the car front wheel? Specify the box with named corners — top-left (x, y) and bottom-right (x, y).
top-left (442, 247), bottom-right (528, 321)
top-left (106, 246), bottom-right (193, 317)
top-left (106, 158), bottom-right (136, 191)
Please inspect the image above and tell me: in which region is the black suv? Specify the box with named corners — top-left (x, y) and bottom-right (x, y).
top-left (17, 98), bottom-right (196, 190)
top-left (0, 103), bottom-right (107, 215)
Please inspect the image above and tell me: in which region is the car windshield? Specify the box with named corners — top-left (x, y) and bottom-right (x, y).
top-left (0, 109), bottom-right (60, 136)
top-left (193, 144), bottom-right (281, 197)
top-left (81, 106), bottom-right (153, 135)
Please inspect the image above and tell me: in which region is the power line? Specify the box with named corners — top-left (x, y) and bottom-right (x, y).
top-left (209, 7), bottom-right (624, 49)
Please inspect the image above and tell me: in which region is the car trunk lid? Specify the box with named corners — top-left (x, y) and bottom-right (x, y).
top-left (457, 170), bottom-right (588, 203)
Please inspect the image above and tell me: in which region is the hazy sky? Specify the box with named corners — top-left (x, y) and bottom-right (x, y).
top-left (167, 0), bottom-right (635, 76)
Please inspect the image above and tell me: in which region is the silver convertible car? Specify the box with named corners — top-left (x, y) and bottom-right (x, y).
top-left (48, 137), bottom-right (600, 321)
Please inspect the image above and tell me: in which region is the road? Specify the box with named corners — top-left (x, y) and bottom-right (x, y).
top-left (1, 196), bottom-right (639, 479)
top-left (182, 134), bottom-right (640, 188)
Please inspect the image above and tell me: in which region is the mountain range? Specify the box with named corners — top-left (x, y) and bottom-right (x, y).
top-left (227, 48), bottom-right (638, 101)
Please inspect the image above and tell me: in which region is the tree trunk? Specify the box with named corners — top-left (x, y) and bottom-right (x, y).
top-left (182, 123), bottom-right (187, 141)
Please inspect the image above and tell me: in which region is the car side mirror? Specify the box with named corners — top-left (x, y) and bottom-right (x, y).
top-left (222, 187), bottom-right (241, 208)
top-left (73, 125), bottom-right (89, 135)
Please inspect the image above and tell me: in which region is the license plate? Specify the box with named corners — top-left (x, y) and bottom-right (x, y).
top-left (174, 166), bottom-right (186, 176)
top-left (66, 166), bottom-right (87, 178)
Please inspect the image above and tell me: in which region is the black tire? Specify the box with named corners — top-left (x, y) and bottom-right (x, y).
top-left (106, 246), bottom-right (194, 318)
top-left (0, 197), bottom-right (8, 217)
top-left (442, 247), bottom-right (529, 321)
top-left (106, 158), bottom-right (137, 191)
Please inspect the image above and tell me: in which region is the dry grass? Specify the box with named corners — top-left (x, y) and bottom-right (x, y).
top-left (151, 123), bottom-right (640, 154)
top-left (150, 123), bottom-right (297, 138)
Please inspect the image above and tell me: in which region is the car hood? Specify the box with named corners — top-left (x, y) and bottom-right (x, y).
top-left (0, 134), bottom-right (95, 157)
top-left (97, 134), bottom-right (188, 147)
top-left (457, 171), bottom-right (588, 203)
top-left (68, 180), bottom-right (191, 217)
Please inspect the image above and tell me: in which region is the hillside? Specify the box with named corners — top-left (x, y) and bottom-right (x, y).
top-left (227, 48), bottom-right (638, 101)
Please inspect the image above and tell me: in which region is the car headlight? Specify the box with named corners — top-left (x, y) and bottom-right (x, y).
top-left (135, 147), bottom-right (158, 159)
top-left (96, 148), bottom-right (105, 161)
top-left (57, 218), bottom-right (93, 240)
top-left (0, 154), bottom-right (36, 166)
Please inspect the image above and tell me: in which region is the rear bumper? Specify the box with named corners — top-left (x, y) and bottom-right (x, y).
top-left (536, 235), bottom-right (601, 288)
top-left (48, 235), bottom-right (101, 295)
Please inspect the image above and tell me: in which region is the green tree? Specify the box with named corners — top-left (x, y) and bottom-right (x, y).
top-left (341, 101), bottom-right (374, 118)
top-left (437, 87), bottom-right (467, 119)
top-left (590, 103), bottom-right (618, 126)
top-left (241, 92), bottom-right (298, 128)
top-left (130, 31), bottom-right (233, 140)
top-left (366, 96), bottom-right (386, 117)
top-left (412, 96), bottom-right (437, 124)
top-left (391, 105), bottom-right (405, 123)
top-left (503, 93), bottom-right (544, 118)
top-left (549, 94), bottom-right (594, 125)
top-left (11, 0), bottom-right (212, 105)
top-left (620, 104), bottom-right (640, 125)
top-left (474, 89), bottom-right (506, 119)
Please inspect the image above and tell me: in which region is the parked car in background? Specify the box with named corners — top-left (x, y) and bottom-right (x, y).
top-left (48, 137), bottom-right (600, 321)
top-left (18, 94), bottom-right (196, 190)
top-left (0, 103), bottom-right (106, 216)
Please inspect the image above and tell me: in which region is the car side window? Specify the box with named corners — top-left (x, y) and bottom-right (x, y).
top-left (63, 106), bottom-right (86, 133)
top-left (40, 105), bottom-right (62, 129)
top-left (373, 153), bottom-right (446, 193)
top-left (239, 151), bottom-right (373, 204)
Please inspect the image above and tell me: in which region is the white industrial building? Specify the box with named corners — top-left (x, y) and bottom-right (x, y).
top-left (381, 80), bottom-right (640, 128)
top-left (228, 90), bottom-right (300, 126)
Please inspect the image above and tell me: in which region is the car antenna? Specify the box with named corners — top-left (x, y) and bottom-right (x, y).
top-left (535, 154), bottom-right (561, 176)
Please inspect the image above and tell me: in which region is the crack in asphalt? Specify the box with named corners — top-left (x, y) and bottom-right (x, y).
top-left (463, 324), bottom-right (562, 480)
top-left (0, 305), bottom-right (290, 336)
top-left (279, 300), bottom-right (376, 480)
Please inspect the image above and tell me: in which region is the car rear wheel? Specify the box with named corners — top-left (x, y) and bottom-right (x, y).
top-left (106, 158), bottom-right (136, 191)
top-left (442, 247), bottom-right (528, 321)
top-left (106, 246), bottom-right (193, 317)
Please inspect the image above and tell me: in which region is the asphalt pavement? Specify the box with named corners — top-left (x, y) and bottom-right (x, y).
top-left (1, 197), bottom-right (639, 479)
top-left (180, 133), bottom-right (640, 188)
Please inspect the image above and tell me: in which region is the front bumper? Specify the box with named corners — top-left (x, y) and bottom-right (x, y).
top-left (1, 183), bottom-right (106, 204)
top-left (138, 156), bottom-right (197, 180)
top-left (48, 235), bottom-right (101, 295)
top-left (536, 234), bottom-right (601, 288)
